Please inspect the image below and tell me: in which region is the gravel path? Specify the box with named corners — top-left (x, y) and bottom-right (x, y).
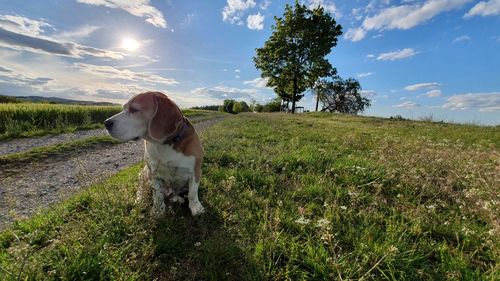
top-left (0, 118), bottom-right (223, 230)
top-left (0, 129), bottom-right (107, 156)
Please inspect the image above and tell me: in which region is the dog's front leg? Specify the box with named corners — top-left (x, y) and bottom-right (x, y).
top-left (136, 165), bottom-right (150, 205)
top-left (188, 177), bottom-right (204, 216)
top-left (151, 178), bottom-right (166, 216)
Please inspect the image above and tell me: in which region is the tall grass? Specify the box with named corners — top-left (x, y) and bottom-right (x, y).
top-left (0, 103), bottom-right (121, 139)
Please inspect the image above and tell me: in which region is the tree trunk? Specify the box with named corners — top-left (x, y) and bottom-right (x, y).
top-left (315, 93), bottom-right (319, 111)
top-left (292, 76), bottom-right (297, 114)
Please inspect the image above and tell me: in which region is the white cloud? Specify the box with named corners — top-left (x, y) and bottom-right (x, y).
top-left (0, 15), bottom-right (124, 60)
top-left (0, 14), bottom-right (52, 36)
top-left (394, 101), bottom-right (420, 109)
top-left (77, 0), bottom-right (167, 28)
top-left (357, 72), bottom-right (373, 78)
top-left (243, 77), bottom-right (269, 88)
top-left (260, 0), bottom-right (271, 10)
top-left (442, 92), bottom-right (500, 111)
top-left (191, 85), bottom-right (268, 102)
top-left (424, 89), bottom-right (442, 97)
top-left (0, 65), bottom-right (52, 88)
top-left (405, 82), bottom-right (441, 91)
top-left (345, 0), bottom-right (472, 41)
top-left (366, 54), bottom-right (375, 59)
top-left (308, 0), bottom-right (342, 18)
top-left (377, 48), bottom-right (417, 61)
top-left (360, 89), bottom-right (377, 97)
top-left (74, 63), bottom-right (178, 86)
top-left (234, 69), bottom-right (241, 73)
top-left (345, 27), bottom-right (367, 41)
top-left (0, 26), bottom-right (125, 59)
top-left (53, 25), bottom-right (100, 41)
top-left (453, 35), bottom-right (471, 43)
top-left (222, 0), bottom-right (256, 24)
top-left (247, 12), bottom-right (265, 30)
top-left (464, 0), bottom-right (500, 18)
top-left (0, 49), bottom-right (179, 104)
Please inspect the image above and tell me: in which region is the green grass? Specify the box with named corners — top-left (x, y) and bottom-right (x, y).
top-left (0, 103), bottom-right (224, 140)
top-left (0, 113), bottom-right (498, 280)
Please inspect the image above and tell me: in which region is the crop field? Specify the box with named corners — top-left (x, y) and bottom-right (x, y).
top-left (0, 113), bottom-right (498, 280)
top-left (0, 103), bottom-right (219, 140)
top-left (0, 103), bottom-right (122, 140)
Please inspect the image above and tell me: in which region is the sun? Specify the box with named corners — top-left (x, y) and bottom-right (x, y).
top-left (121, 38), bottom-right (140, 51)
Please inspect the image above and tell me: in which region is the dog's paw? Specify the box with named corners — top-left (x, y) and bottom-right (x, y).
top-left (189, 201), bottom-right (205, 216)
top-left (150, 205), bottom-right (166, 217)
top-left (170, 195), bottom-right (185, 204)
top-left (151, 199), bottom-right (166, 217)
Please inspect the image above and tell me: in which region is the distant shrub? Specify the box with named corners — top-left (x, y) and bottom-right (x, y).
top-left (220, 99), bottom-right (236, 114)
top-left (419, 113), bottom-right (444, 123)
top-left (0, 95), bottom-right (20, 103)
top-left (254, 104), bottom-right (264, 112)
top-left (389, 115), bottom-right (407, 121)
top-left (232, 101), bottom-right (249, 113)
top-left (191, 105), bottom-right (219, 111)
top-left (262, 98), bottom-right (281, 112)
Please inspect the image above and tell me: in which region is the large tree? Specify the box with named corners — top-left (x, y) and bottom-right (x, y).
top-left (253, 1), bottom-right (342, 113)
top-left (316, 77), bottom-right (371, 114)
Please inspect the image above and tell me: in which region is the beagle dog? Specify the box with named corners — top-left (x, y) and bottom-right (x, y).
top-left (104, 92), bottom-right (204, 216)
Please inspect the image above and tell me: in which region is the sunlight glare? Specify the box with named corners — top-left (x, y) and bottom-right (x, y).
top-left (121, 38), bottom-right (140, 51)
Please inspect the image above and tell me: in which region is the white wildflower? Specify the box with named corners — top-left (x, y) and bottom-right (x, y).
top-left (316, 218), bottom-right (329, 228)
top-left (295, 216), bottom-right (310, 225)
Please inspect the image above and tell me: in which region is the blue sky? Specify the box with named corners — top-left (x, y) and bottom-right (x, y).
top-left (0, 0), bottom-right (499, 124)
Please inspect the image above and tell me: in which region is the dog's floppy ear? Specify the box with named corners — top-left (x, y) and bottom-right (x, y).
top-left (148, 93), bottom-right (184, 142)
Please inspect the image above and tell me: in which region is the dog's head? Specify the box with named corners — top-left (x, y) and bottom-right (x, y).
top-left (104, 92), bottom-right (184, 142)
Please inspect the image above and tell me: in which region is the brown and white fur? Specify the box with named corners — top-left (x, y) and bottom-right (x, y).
top-left (104, 92), bottom-right (204, 216)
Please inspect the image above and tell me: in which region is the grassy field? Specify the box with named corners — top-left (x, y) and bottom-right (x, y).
top-left (0, 103), bottom-right (221, 140)
top-left (0, 113), bottom-right (498, 280)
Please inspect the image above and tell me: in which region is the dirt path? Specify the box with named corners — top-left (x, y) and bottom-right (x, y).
top-left (0, 129), bottom-right (109, 156)
top-left (0, 118), bottom-right (222, 230)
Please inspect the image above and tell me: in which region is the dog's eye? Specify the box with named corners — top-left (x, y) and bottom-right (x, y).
top-left (128, 107), bottom-right (138, 114)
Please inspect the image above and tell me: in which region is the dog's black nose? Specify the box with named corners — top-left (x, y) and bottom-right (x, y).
top-left (104, 120), bottom-right (114, 130)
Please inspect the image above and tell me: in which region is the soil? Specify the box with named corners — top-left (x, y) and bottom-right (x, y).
top-left (0, 118), bottom-right (222, 230)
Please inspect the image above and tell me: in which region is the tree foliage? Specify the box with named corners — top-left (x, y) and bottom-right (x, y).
top-left (219, 99), bottom-right (250, 114)
top-left (253, 1), bottom-right (342, 113)
top-left (316, 77), bottom-right (371, 114)
top-left (232, 101), bottom-right (249, 113)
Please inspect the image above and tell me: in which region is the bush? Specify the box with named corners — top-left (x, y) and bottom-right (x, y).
top-left (0, 95), bottom-right (20, 103)
top-left (262, 99), bottom-right (281, 112)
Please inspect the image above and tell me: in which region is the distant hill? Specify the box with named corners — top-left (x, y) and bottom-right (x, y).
top-left (0, 95), bottom-right (119, 106)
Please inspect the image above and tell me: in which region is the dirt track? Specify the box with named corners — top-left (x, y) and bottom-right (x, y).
top-left (0, 118), bottom-right (222, 230)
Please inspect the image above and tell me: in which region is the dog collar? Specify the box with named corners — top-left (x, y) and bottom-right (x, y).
top-left (163, 118), bottom-right (188, 145)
